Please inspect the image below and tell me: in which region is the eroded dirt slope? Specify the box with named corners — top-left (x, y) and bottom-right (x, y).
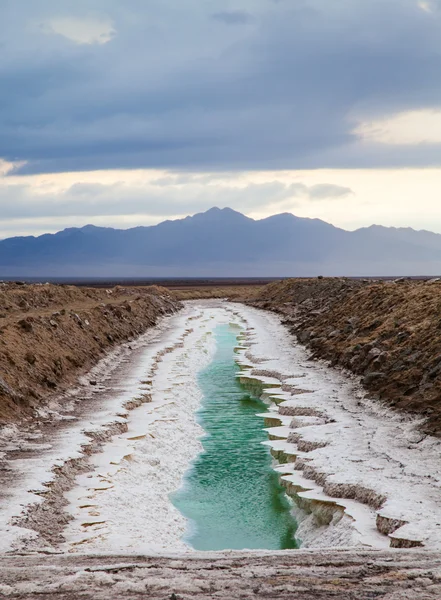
top-left (250, 277), bottom-right (441, 435)
top-left (0, 283), bottom-right (180, 422)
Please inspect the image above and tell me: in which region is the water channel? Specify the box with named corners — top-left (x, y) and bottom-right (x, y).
top-left (172, 323), bottom-right (298, 550)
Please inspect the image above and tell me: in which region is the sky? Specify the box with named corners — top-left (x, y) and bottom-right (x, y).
top-left (2, 0), bottom-right (441, 238)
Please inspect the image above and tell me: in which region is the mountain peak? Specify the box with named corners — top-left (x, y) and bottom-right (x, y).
top-left (190, 207), bottom-right (251, 222)
top-left (205, 206), bottom-right (239, 215)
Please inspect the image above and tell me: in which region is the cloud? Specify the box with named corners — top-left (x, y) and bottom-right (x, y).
top-left (40, 15), bottom-right (116, 45)
top-left (354, 109), bottom-right (441, 145)
top-left (212, 11), bottom-right (254, 24)
top-left (0, 177), bottom-right (353, 235)
top-left (417, 0), bottom-right (441, 13)
top-left (308, 184), bottom-right (353, 200)
top-left (0, 0), bottom-right (441, 174)
top-left (418, 1), bottom-right (432, 12)
top-left (0, 160), bottom-right (24, 176)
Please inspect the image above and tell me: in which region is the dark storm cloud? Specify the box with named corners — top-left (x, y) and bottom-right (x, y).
top-left (1, 0), bottom-right (441, 174)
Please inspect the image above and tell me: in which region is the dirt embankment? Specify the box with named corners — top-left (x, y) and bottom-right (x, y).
top-left (0, 283), bottom-right (180, 423)
top-left (249, 277), bottom-right (441, 436)
top-left (173, 285), bottom-right (263, 301)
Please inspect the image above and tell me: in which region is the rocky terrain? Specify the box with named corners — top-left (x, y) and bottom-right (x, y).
top-left (249, 277), bottom-right (441, 435)
top-left (0, 282), bottom-right (180, 423)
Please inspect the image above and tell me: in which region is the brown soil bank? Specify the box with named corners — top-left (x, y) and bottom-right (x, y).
top-left (0, 282), bottom-right (180, 423)
top-left (173, 284), bottom-right (263, 301)
top-left (249, 277), bottom-right (441, 436)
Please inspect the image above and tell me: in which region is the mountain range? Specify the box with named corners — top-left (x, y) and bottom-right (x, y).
top-left (1, 207), bottom-right (440, 277)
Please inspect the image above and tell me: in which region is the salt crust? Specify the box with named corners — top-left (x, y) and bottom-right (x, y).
top-left (62, 304), bottom-right (240, 552)
top-left (2, 301), bottom-right (441, 552)
top-left (231, 303), bottom-right (441, 549)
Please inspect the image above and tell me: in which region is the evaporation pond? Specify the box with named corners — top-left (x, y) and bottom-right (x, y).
top-left (172, 323), bottom-right (298, 550)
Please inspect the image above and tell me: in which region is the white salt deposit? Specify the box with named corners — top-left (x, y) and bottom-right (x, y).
top-left (62, 304), bottom-right (243, 552)
top-left (2, 301), bottom-right (441, 553)
top-left (230, 303), bottom-right (441, 549)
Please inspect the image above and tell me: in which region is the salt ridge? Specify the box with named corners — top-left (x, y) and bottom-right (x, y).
top-left (231, 303), bottom-right (441, 549)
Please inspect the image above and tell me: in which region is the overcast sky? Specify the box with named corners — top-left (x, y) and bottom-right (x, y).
top-left (2, 0), bottom-right (441, 237)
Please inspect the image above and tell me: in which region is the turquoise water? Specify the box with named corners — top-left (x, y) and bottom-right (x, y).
top-left (172, 324), bottom-right (298, 551)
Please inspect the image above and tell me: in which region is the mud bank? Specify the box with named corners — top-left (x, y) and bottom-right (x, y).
top-left (0, 283), bottom-right (180, 422)
top-left (249, 277), bottom-right (441, 436)
top-left (0, 307), bottom-right (187, 552)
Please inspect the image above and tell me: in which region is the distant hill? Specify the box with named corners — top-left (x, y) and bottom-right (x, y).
top-left (1, 207), bottom-right (441, 276)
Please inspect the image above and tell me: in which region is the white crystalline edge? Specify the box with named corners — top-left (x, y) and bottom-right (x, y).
top-left (61, 304), bottom-right (247, 553)
top-left (0, 305), bottom-right (200, 552)
top-left (229, 303), bottom-right (441, 549)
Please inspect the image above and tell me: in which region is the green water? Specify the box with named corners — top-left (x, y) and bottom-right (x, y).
top-left (172, 324), bottom-right (298, 551)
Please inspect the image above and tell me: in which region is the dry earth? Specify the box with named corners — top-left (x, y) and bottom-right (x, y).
top-left (173, 284), bottom-right (263, 301)
top-left (249, 277), bottom-right (441, 435)
top-left (0, 282), bottom-right (180, 423)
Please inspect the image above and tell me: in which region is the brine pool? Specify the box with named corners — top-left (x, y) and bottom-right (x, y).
top-left (172, 324), bottom-right (298, 551)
